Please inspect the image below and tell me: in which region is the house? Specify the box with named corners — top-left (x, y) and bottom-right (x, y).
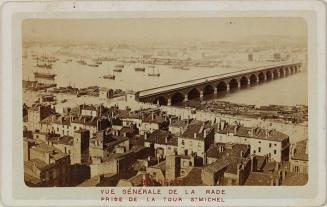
top-left (27, 103), bottom-right (54, 132)
top-left (214, 123), bottom-right (290, 162)
top-left (289, 139), bottom-right (308, 174)
top-left (201, 159), bottom-right (229, 186)
top-left (139, 112), bottom-right (167, 135)
top-left (206, 143), bottom-right (251, 185)
top-left (24, 141), bottom-right (71, 187)
top-left (177, 120), bottom-right (214, 165)
top-left (168, 119), bottom-right (189, 136)
top-left (144, 130), bottom-right (178, 160)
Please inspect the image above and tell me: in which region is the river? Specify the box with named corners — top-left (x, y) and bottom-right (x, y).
top-left (23, 53), bottom-right (307, 107)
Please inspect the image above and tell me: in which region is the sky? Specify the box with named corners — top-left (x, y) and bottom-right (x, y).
top-left (22, 17), bottom-right (307, 44)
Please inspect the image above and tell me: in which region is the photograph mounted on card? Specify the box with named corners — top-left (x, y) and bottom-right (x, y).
top-left (0, 1), bottom-right (326, 207)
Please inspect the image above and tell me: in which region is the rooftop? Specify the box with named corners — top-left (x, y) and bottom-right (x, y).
top-left (181, 120), bottom-right (213, 140)
top-left (218, 124), bottom-right (289, 142)
top-left (146, 130), bottom-right (178, 146)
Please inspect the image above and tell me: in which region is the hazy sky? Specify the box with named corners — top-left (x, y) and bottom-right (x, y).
top-left (23, 17), bottom-right (307, 44)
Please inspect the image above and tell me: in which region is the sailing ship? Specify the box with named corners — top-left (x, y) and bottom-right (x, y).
top-left (77, 56), bottom-right (87, 65)
top-left (147, 67), bottom-right (160, 77)
top-left (36, 57), bottom-right (52, 69)
top-left (94, 58), bottom-right (102, 65)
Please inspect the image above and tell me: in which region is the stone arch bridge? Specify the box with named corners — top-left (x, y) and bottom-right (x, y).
top-left (133, 62), bottom-right (302, 106)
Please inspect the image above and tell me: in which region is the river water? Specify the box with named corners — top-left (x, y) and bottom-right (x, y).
top-left (23, 54), bottom-right (307, 107)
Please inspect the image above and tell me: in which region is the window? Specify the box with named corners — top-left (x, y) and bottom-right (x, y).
top-left (181, 140), bottom-right (185, 145)
top-left (258, 147), bottom-right (261, 153)
top-left (253, 150), bottom-right (256, 153)
top-left (74, 126), bottom-right (76, 130)
top-left (274, 150), bottom-right (277, 154)
top-left (258, 141), bottom-right (261, 144)
top-left (294, 166), bottom-right (299, 173)
top-left (269, 143), bottom-right (272, 148)
top-left (57, 128), bottom-right (59, 132)
top-left (274, 144), bottom-right (277, 146)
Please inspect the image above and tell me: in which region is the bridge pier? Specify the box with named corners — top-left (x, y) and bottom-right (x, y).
top-left (264, 74), bottom-right (267, 81)
top-left (271, 72), bottom-right (274, 79)
top-left (237, 81), bottom-right (241, 89)
top-left (213, 87), bottom-right (218, 97)
top-left (184, 94), bottom-right (188, 102)
top-left (167, 97), bottom-right (172, 106)
top-left (200, 90), bottom-right (204, 101)
top-left (277, 71), bottom-right (280, 78)
top-left (226, 84), bottom-right (230, 92)
top-left (247, 79), bottom-right (251, 86)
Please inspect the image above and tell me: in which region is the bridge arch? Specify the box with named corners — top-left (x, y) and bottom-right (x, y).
top-left (187, 88), bottom-right (201, 101)
top-left (258, 72), bottom-right (265, 83)
top-left (153, 96), bottom-right (168, 106)
top-left (240, 76), bottom-right (249, 88)
top-left (249, 74), bottom-right (258, 85)
top-left (217, 81), bottom-right (227, 94)
top-left (229, 79), bottom-right (239, 91)
top-left (203, 84), bottom-right (215, 100)
top-left (266, 70), bottom-right (272, 81)
top-left (171, 92), bottom-right (185, 105)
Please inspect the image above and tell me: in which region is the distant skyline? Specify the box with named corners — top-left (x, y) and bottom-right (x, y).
top-left (23, 17), bottom-right (307, 44)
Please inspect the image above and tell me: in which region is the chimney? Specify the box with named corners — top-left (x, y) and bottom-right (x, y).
top-left (151, 112), bottom-right (154, 120)
top-left (144, 132), bottom-right (147, 140)
top-left (203, 129), bottom-right (207, 138)
top-left (240, 150), bottom-right (243, 158)
top-left (233, 125), bottom-right (237, 135)
top-left (165, 136), bottom-right (168, 144)
top-left (193, 133), bottom-right (197, 138)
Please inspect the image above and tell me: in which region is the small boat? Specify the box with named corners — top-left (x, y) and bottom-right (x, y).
top-left (113, 64), bottom-right (124, 72)
top-left (135, 67), bottom-right (145, 72)
top-left (113, 68), bottom-right (122, 72)
top-left (88, 64), bottom-right (99, 67)
top-left (33, 72), bottom-right (56, 80)
top-left (103, 75), bottom-right (115, 80)
top-left (181, 67), bottom-right (190, 70)
top-left (61, 99), bottom-right (67, 103)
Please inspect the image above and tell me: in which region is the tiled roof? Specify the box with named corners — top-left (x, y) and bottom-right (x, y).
top-left (206, 143), bottom-right (249, 159)
top-left (181, 121), bottom-right (213, 140)
top-left (50, 136), bottom-right (74, 146)
top-left (244, 172), bottom-right (274, 186)
top-left (177, 167), bottom-right (204, 186)
top-left (203, 159), bottom-right (229, 173)
top-left (218, 124), bottom-right (289, 142)
top-left (146, 130), bottom-right (178, 146)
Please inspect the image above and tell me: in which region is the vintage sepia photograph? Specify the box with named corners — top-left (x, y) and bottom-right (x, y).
top-left (22, 17), bottom-right (308, 187)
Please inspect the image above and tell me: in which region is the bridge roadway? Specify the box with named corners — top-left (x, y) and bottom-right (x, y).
top-left (133, 61), bottom-right (302, 106)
